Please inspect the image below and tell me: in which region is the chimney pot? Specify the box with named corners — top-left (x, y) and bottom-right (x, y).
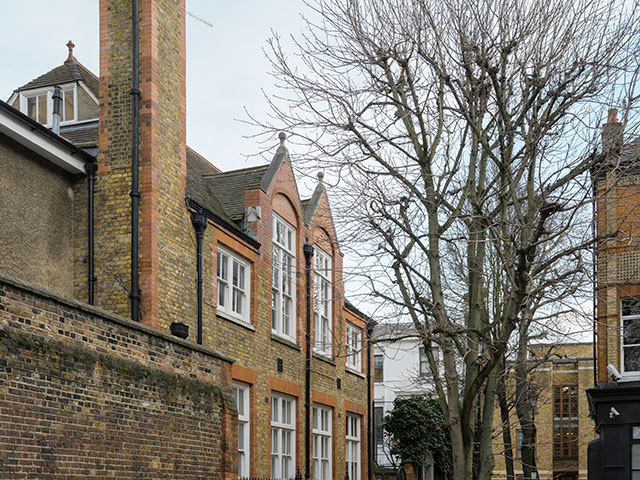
top-left (603, 108), bottom-right (623, 155)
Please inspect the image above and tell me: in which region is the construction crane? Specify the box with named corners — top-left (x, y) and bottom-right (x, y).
top-left (186, 9), bottom-right (213, 28)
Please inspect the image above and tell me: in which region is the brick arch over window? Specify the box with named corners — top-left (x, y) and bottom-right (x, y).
top-left (272, 191), bottom-right (300, 228)
top-left (313, 227), bottom-right (335, 257)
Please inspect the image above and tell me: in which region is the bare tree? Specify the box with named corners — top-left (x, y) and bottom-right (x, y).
top-left (255, 0), bottom-right (640, 478)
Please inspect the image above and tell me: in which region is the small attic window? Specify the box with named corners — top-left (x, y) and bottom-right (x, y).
top-left (20, 84), bottom-right (76, 126)
top-left (26, 93), bottom-right (47, 124)
top-left (62, 88), bottom-right (75, 122)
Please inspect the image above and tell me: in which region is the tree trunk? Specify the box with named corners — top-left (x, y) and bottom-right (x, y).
top-left (497, 361), bottom-right (515, 480)
top-left (477, 367), bottom-right (498, 480)
top-left (514, 317), bottom-right (538, 479)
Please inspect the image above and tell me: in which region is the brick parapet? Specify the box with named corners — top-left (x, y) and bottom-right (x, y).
top-left (0, 271), bottom-right (233, 371)
top-left (0, 271), bottom-right (237, 479)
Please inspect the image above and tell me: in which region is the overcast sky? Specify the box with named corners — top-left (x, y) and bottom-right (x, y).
top-left (0, 1), bottom-right (307, 173)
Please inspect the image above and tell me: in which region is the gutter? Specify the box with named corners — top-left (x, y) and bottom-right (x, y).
top-left (86, 161), bottom-right (97, 304)
top-left (191, 211), bottom-right (207, 345)
top-left (129, 0), bottom-right (141, 322)
top-left (303, 241), bottom-right (314, 480)
top-left (185, 197), bottom-right (261, 250)
top-left (366, 319), bottom-right (376, 480)
top-left (0, 100), bottom-right (94, 172)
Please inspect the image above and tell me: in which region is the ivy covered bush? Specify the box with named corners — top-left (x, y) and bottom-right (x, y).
top-left (384, 395), bottom-right (453, 479)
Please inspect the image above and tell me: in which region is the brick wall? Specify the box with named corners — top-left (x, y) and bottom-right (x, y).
top-left (96, 0), bottom-right (195, 330)
top-left (199, 154), bottom-right (370, 479)
top-left (0, 272), bottom-right (237, 479)
top-left (491, 344), bottom-right (595, 480)
top-left (595, 171), bottom-right (640, 383)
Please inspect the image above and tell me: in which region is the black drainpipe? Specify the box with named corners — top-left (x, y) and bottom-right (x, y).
top-left (86, 161), bottom-right (97, 304)
top-left (129, 0), bottom-right (141, 322)
top-left (366, 319), bottom-right (375, 480)
top-left (191, 211), bottom-right (207, 344)
top-left (592, 178), bottom-right (598, 387)
top-left (303, 241), bottom-right (314, 480)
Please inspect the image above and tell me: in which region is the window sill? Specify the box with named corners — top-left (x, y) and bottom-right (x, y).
top-left (346, 367), bottom-right (365, 378)
top-left (217, 311), bottom-right (255, 331)
top-left (271, 333), bottom-right (301, 351)
top-left (618, 373), bottom-right (640, 383)
top-left (313, 352), bottom-right (336, 366)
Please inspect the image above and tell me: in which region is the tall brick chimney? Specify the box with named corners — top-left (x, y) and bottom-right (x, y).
top-left (96, 0), bottom-right (193, 329)
top-left (602, 108), bottom-right (623, 154)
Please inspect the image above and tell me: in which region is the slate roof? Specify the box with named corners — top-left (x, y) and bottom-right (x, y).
top-left (60, 124), bottom-right (99, 148)
top-left (185, 148), bottom-right (231, 223)
top-left (14, 57), bottom-right (99, 97)
top-left (204, 165), bottom-right (269, 221)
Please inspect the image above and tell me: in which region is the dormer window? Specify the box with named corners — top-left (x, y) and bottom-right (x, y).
top-left (20, 84), bottom-right (77, 126)
top-left (26, 92), bottom-right (47, 124)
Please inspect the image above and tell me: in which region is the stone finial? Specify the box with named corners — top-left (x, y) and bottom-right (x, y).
top-left (608, 108), bottom-right (619, 123)
top-left (317, 171), bottom-right (324, 182)
top-left (66, 40), bottom-right (75, 61)
top-left (279, 131), bottom-right (286, 147)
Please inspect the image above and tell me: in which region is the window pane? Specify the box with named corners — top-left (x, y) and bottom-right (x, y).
top-left (633, 444), bottom-right (640, 470)
top-left (272, 397), bottom-right (279, 422)
top-left (38, 95), bottom-right (47, 124)
top-left (27, 97), bottom-right (36, 120)
top-left (233, 261), bottom-right (239, 287)
top-left (625, 345), bottom-right (640, 372)
top-left (238, 264), bottom-right (245, 289)
top-left (625, 319), bottom-right (640, 345)
top-left (63, 89), bottom-right (74, 121)
top-left (238, 422), bottom-right (244, 449)
top-left (272, 291), bottom-right (278, 330)
top-left (623, 297), bottom-right (640, 317)
top-left (218, 281), bottom-right (226, 307)
top-left (221, 254), bottom-right (228, 279)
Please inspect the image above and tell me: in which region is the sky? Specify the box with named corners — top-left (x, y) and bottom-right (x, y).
top-left (0, 0), bottom-right (308, 174)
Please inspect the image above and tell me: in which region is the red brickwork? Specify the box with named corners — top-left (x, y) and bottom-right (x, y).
top-left (197, 155), bottom-right (370, 479)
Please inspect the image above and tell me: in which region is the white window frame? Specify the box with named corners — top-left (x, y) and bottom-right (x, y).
top-left (233, 381), bottom-right (250, 478)
top-left (314, 249), bottom-right (332, 355)
top-left (271, 393), bottom-right (296, 479)
top-left (621, 297), bottom-right (640, 379)
top-left (346, 323), bottom-right (362, 372)
top-left (346, 414), bottom-right (361, 480)
top-left (217, 246), bottom-right (251, 324)
top-left (419, 346), bottom-right (439, 378)
top-left (374, 354), bottom-right (384, 382)
top-left (272, 214), bottom-right (296, 341)
top-left (19, 83), bottom-right (78, 126)
top-left (312, 404), bottom-right (332, 480)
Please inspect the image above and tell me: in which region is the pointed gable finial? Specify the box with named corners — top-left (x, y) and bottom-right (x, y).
top-left (317, 171), bottom-right (324, 182)
top-left (279, 131), bottom-right (286, 147)
top-left (66, 40), bottom-right (75, 62)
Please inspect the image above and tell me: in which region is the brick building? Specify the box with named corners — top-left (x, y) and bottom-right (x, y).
top-left (1, 0), bottom-right (371, 478)
top-left (491, 343), bottom-right (595, 480)
top-left (586, 110), bottom-right (640, 479)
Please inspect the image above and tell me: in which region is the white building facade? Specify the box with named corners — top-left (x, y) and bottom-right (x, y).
top-left (373, 324), bottom-right (437, 468)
